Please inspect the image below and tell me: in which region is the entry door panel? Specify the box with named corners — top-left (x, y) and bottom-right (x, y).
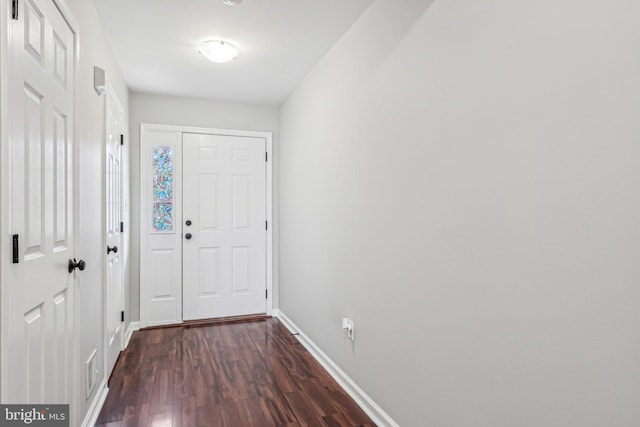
top-left (140, 128), bottom-right (183, 327)
top-left (182, 133), bottom-right (266, 320)
top-left (5, 0), bottom-right (75, 404)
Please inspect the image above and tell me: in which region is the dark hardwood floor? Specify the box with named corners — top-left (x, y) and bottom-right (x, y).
top-left (95, 318), bottom-right (376, 427)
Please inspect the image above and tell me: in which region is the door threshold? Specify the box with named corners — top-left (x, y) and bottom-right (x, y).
top-left (142, 313), bottom-right (271, 330)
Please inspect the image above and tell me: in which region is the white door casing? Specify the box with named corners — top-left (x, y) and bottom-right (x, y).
top-left (105, 88), bottom-right (124, 377)
top-left (140, 124), bottom-right (273, 327)
top-left (182, 133), bottom-right (267, 320)
top-left (1, 0), bottom-right (78, 409)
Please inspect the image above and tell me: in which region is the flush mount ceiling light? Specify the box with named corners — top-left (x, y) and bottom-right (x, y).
top-left (222, 0), bottom-right (243, 5)
top-left (198, 40), bottom-right (239, 63)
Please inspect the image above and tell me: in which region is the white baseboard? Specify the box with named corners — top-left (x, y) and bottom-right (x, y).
top-left (274, 310), bottom-right (399, 427)
top-left (80, 379), bottom-right (108, 427)
top-left (124, 321), bottom-right (140, 347)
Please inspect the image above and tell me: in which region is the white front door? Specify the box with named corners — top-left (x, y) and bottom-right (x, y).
top-left (105, 91), bottom-right (124, 376)
top-left (3, 0), bottom-right (76, 404)
top-left (182, 133), bottom-right (267, 320)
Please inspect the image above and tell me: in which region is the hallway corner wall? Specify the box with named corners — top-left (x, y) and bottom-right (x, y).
top-left (66, 0), bottom-right (130, 421)
top-left (278, 0), bottom-right (640, 425)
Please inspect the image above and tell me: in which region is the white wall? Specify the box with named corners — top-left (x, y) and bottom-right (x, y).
top-left (66, 0), bottom-right (129, 421)
top-left (129, 93), bottom-right (279, 321)
top-left (279, 0), bottom-right (640, 426)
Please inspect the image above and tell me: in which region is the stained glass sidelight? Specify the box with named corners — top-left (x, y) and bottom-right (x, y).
top-left (153, 174), bottom-right (173, 202)
top-left (153, 146), bottom-right (173, 174)
top-left (152, 146), bottom-right (174, 232)
top-left (153, 203), bottom-right (173, 232)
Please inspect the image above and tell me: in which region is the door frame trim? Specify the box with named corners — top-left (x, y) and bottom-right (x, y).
top-left (139, 123), bottom-right (274, 327)
top-left (0, 0), bottom-right (81, 423)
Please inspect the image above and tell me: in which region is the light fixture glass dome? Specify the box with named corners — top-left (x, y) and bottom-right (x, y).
top-left (198, 40), bottom-right (239, 63)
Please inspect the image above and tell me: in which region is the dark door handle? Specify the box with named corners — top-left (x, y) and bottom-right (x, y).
top-left (12, 234), bottom-right (19, 264)
top-left (107, 245), bottom-right (118, 254)
top-left (68, 258), bottom-right (86, 273)
top-left (185, 233), bottom-right (192, 240)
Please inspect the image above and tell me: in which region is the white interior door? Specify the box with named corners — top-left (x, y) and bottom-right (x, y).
top-left (105, 90), bottom-right (123, 376)
top-left (3, 0), bottom-right (76, 404)
top-left (182, 133), bottom-right (267, 320)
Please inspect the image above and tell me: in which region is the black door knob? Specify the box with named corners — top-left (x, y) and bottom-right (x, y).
top-left (185, 220), bottom-right (192, 226)
top-left (68, 258), bottom-right (86, 273)
top-left (107, 245), bottom-right (118, 254)
top-left (185, 233), bottom-right (192, 240)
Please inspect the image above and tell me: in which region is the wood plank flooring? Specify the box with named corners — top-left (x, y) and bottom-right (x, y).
top-left (95, 318), bottom-right (376, 427)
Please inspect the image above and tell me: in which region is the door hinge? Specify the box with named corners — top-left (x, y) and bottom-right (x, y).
top-left (120, 222), bottom-right (124, 233)
top-left (12, 234), bottom-right (19, 263)
top-left (12, 0), bottom-right (18, 20)
top-left (265, 220), bottom-right (268, 230)
top-left (265, 152), bottom-right (268, 162)
top-left (120, 134), bottom-right (124, 145)
top-left (265, 289), bottom-right (268, 299)
top-left (121, 311), bottom-right (125, 322)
